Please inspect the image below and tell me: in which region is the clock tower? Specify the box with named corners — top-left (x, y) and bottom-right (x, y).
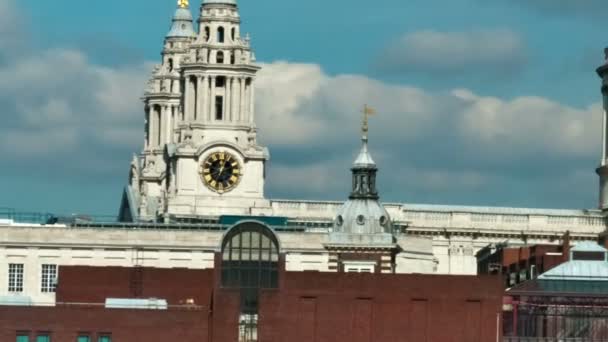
top-left (120, 0), bottom-right (270, 222)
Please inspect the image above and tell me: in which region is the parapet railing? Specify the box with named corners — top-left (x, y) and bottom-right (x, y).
top-left (71, 221), bottom-right (331, 233)
top-left (0, 207), bottom-right (54, 224)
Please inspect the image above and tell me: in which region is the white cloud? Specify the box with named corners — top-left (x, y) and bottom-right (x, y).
top-left (376, 29), bottom-right (527, 75)
top-left (0, 0), bottom-right (599, 209)
top-left (0, 48), bottom-right (150, 160)
top-left (256, 62), bottom-right (600, 204)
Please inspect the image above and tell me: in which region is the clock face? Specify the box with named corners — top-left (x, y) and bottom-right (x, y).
top-left (200, 151), bottom-right (242, 193)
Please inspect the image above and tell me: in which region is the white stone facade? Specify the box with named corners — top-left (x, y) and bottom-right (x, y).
top-left (0, 221), bottom-right (436, 304)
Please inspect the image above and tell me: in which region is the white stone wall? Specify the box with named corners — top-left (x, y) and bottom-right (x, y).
top-left (0, 223), bottom-right (437, 304)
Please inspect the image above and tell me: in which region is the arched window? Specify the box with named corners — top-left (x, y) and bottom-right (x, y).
top-left (217, 26), bottom-right (225, 43)
top-left (168, 58), bottom-right (174, 72)
top-left (216, 51), bottom-right (224, 64)
top-left (221, 221), bottom-right (280, 289)
top-left (231, 27), bottom-right (236, 41)
top-left (230, 52), bottom-right (235, 65)
top-left (204, 26), bottom-right (210, 42)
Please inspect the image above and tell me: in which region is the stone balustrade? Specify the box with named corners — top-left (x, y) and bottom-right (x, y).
top-left (270, 200), bottom-right (607, 238)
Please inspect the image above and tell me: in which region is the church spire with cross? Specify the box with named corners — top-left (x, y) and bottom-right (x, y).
top-left (351, 105), bottom-right (379, 199)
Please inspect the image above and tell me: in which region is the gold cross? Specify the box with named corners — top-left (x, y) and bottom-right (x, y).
top-left (178, 0), bottom-right (189, 8)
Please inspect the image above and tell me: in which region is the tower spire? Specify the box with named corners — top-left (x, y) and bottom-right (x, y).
top-left (351, 105), bottom-right (378, 199)
top-left (353, 105), bottom-right (376, 170)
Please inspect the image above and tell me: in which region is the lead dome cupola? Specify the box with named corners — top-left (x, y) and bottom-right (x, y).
top-left (166, 1), bottom-right (196, 38)
top-left (333, 107), bottom-right (393, 237)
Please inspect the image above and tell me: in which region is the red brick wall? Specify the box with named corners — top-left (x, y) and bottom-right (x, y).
top-left (258, 272), bottom-right (503, 342)
top-left (0, 306), bottom-right (210, 342)
top-left (57, 266), bottom-right (215, 306)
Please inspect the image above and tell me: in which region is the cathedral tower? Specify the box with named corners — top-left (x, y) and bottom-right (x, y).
top-left (120, 0), bottom-right (270, 222)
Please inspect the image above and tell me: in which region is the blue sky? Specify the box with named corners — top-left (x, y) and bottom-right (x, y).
top-left (1, 0), bottom-right (607, 216)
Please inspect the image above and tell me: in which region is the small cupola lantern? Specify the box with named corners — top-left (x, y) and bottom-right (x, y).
top-left (325, 106), bottom-right (398, 274)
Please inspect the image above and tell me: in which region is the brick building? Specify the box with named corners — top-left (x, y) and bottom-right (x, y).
top-left (476, 232), bottom-right (571, 288)
top-left (0, 221), bottom-right (504, 342)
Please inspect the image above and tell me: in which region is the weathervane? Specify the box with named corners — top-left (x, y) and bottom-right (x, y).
top-left (178, 0), bottom-right (189, 8)
top-left (362, 104), bottom-right (376, 139)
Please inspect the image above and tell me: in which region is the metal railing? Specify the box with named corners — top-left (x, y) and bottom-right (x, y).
top-left (0, 207), bottom-right (54, 224)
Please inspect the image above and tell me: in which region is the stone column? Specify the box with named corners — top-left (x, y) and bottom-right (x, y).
top-left (231, 77), bottom-right (238, 123)
top-left (249, 79), bottom-right (255, 125)
top-left (226, 77), bottom-right (232, 122)
top-left (239, 77), bottom-right (246, 123)
top-left (197, 76), bottom-right (205, 122)
top-left (151, 105), bottom-right (159, 147)
top-left (244, 80), bottom-right (250, 123)
top-left (209, 76), bottom-right (216, 121)
top-left (184, 78), bottom-right (191, 122)
top-left (159, 105), bottom-right (166, 145)
top-left (166, 105), bottom-right (173, 144)
top-left (202, 76), bottom-right (209, 122)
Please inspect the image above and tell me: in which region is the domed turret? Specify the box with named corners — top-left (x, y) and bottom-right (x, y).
top-left (334, 132), bottom-right (393, 236)
top-left (166, 0), bottom-right (196, 38)
top-left (329, 106), bottom-right (395, 246)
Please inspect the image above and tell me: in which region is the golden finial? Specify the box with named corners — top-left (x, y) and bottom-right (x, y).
top-left (362, 104), bottom-right (376, 139)
top-left (178, 0), bottom-right (189, 8)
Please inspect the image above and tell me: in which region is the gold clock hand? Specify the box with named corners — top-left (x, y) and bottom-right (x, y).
top-left (218, 161), bottom-right (225, 177)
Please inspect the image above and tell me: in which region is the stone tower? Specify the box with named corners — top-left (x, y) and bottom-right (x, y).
top-left (120, 0), bottom-right (270, 222)
top-left (597, 49), bottom-right (608, 211)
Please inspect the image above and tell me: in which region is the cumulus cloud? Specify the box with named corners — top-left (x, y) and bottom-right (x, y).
top-left (375, 29), bottom-right (527, 77)
top-left (256, 62), bottom-right (600, 206)
top-left (0, 48), bottom-right (151, 176)
top-left (0, 1), bottom-right (600, 211)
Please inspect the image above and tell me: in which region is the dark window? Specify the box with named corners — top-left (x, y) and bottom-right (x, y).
top-left (168, 58), bottom-right (173, 72)
top-left (216, 51), bottom-right (224, 64)
top-left (230, 52), bottom-right (235, 65)
top-left (215, 96), bottom-right (224, 120)
top-left (216, 76), bottom-right (226, 88)
top-left (572, 251), bottom-right (606, 261)
top-left (204, 27), bottom-right (210, 42)
top-left (231, 27), bottom-right (236, 41)
top-left (217, 27), bottom-right (225, 43)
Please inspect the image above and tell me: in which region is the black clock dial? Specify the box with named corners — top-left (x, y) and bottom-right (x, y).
top-left (201, 151), bottom-right (241, 193)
